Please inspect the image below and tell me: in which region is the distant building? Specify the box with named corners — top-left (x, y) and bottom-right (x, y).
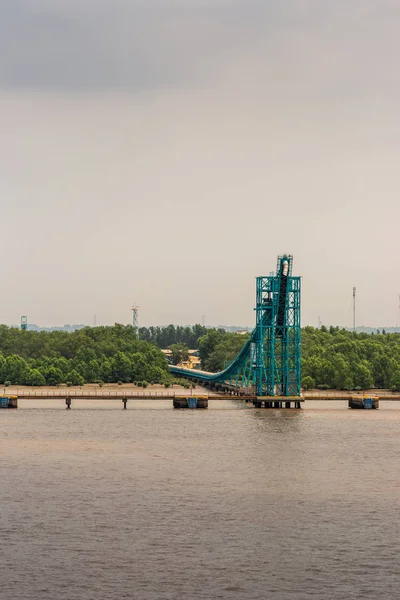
top-left (162, 349), bottom-right (201, 369)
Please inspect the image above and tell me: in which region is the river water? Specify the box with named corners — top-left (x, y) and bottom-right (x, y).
top-left (1, 400), bottom-right (400, 599)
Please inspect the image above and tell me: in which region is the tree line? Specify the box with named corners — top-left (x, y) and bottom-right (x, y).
top-left (138, 324), bottom-right (209, 348)
top-left (1, 322), bottom-right (399, 390)
top-left (193, 326), bottom-right (400, 391)
top-left (302, 326), bottom-right (400, 391)
top-left (0, 324), bottom-right (172, 387)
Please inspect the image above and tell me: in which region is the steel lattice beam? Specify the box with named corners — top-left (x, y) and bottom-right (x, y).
top-left (170, 255), bottom-right (301, 397)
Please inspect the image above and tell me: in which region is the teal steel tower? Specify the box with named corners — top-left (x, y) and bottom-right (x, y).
top-left (169, 254), bottom-right (301, 397)
top-left (255, 255), bottom-right (301, 396)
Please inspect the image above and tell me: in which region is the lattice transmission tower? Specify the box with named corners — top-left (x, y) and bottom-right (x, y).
top-left (131, 305), bottom-right (139, 339)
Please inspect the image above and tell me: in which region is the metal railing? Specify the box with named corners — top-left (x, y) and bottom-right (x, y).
top-left (6, 389), bottom-right (223, 399)
top-left (4, 388), bottom-right (400, 401)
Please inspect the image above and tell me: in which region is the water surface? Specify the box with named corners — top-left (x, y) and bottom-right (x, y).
top-left (1, 402), bottom-right (399, 599)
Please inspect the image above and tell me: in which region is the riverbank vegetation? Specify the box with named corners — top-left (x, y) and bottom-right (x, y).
top-left (302, 326), bottom-right (400, 391)
top-left (0, 324), bottom-right (176, 387)
top-left (1, 323), bottom-right (399, 391)
top-left (195, 326), bottom-right (400, 391)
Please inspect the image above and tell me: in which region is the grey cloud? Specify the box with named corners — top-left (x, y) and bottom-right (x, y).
top-left (0, 1), bottom-right (399, 326)
top-left (4, 1), bottom-right (400, 93)
top-left (0, 0), bottom-right (270, 90)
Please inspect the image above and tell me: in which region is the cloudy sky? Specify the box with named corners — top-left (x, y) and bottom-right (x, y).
top-left (1, 0), bottom-right (399, 328)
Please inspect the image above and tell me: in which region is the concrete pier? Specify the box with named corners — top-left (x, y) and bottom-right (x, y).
top-left (253, 396), bottom-right (303, 408)
top-left (173, 396), bottom-right (208, 409)
top-left (348, 396), bottom-right (379, 409)
top-left (0, 396), bottom-right (18, 408)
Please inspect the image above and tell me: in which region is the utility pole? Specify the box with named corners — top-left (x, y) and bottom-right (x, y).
top-left (353, 287), bottom-right (356, 332)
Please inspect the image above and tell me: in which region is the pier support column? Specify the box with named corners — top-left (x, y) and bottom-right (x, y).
top-left (173, 397), bottom-right (208, 409)
top-left (285, 401), bottom-right (291, 409)
top-left (65, 398), bottom-right (71, 410)
top-left (122, 398), bottom-right (127, 409)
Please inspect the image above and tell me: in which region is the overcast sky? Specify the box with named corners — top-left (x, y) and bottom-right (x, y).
top-left (1, 0), bottom-right (399, 328)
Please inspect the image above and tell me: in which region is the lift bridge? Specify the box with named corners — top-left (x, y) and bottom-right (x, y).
top-left (170, 255), bottom-right (301, 398)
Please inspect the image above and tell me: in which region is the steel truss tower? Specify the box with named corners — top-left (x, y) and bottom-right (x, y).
top-left (255, 255), bottom-right (301, 396)
top-left (169, 254), bottom-right (301, 397)
top-left (131, 305), bottom-right (139, 339)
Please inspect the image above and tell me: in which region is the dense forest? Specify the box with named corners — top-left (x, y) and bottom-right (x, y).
top-left (195, 326), bottom-right (400, 391)
top-left (138, 324), bottom-right (209, 348)
top-left (302, 326), bottom-right (400, 390)
top-left (0, 324), bottom-right (172, 387)
top-left (1, 323), bottom-right (399, 390)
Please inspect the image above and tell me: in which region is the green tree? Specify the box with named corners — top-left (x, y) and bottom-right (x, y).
top-left (112, 352), bottom-right (132, 382)
top-left (43, 367), bottom-right (64, 386)
top-left (198, 330), bottom-right (248, 371)
top-left (353, 362), bottom-right (374, 390)
top-left (390, 370), bottom-right (400, 391)
top-left (67, 370), bottom-right (85, 386)
top-left (25, 369), bottom-right (46, 386)
top-left (302, 375), bottom-right (315, 390)
top-left (169, 343), bottom-right (190, 365)
top-left (198, 330), bottom-right (225, 367)
top-left (2, 355), bottom-right (29, 385)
